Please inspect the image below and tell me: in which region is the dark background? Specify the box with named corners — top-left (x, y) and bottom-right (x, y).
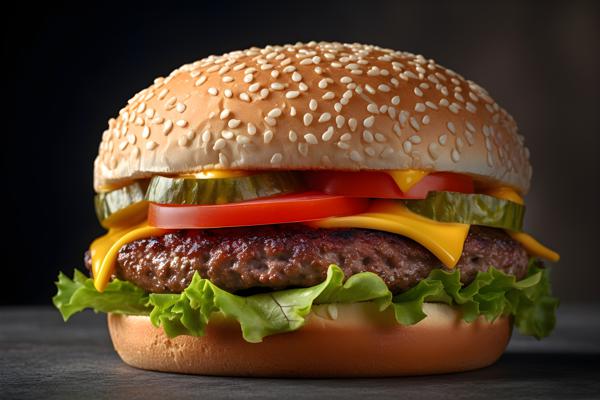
top-left (2, 1), bottom-right (598, 305)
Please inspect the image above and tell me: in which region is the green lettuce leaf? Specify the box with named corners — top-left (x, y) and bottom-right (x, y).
top-left (53, 260), bottom-right (557, 342)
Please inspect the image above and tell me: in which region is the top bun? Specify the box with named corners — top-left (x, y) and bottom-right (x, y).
top-left (94, 42), bottom-right (531, 193)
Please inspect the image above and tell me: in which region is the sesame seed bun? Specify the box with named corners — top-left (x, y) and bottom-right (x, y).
top-left (107, 303), bottom-right (511, 377)
top-left (95, 41), bottom-right (531, 193)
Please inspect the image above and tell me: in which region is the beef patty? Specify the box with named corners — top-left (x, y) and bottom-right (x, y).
top-left (85, 225), bottom-right (528, 294)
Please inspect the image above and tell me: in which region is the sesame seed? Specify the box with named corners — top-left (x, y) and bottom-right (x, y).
top-left (451, 149), bottom-right (461, 162)
top-left (146, 141), bottom-right (158, 150)
top-left (247, 123), bottom-right (257, 135)
top-left (409, 135), bottom-right (422, 144)
top-left (391, 96), bottom-right (400, 105)
top-left (414, 103), bottom-right (426, 112)
top-left (322, 127), bottom-right (334, 141)
top-left (350, 151), bottom-right (362, 162)
top-left (264, 117), bottom-right (277, 126)
top-left (340, 133), bottom-right (352, 141)
top-left (318, 79), bottom-right (328, 89)
top-left (336, 115), bottom-right (345, 128)
top-left (268, 108), bottom-right (282, 118)
top-left (228, 119), bottom-right (241, 129)
top-left (243, 74), bottom-right (253, 83)
top-left (141, 126), bottom-right (150, 139)
top-left (263, 130), bottom-right (274, 143)
top-left (439, 134), bottom-right (448, 145)
top-left (290, 106), bottom-right (297, 116)
top-left (176, 119), bottom-right (188, 127)
top-left (334, 103), bottom-right (342, 112)
top-left (259, 89), bottom-right (269, 98)
top-left (303, 113), bottom-right (313, 126)
top-left (340, 76), bottom-right (352, 84)
top-left (271, 82), bottom-right (285, 90)
top-left (365, 84), bottom-right (376, 94)
top-left (270, 153), bottom-right (283, 164)
top-left (292, 72), bottom-right (302, 82)
top-left (239, 92), bottom-right (250, 102)
top-left (367, 104), bottom-right (379, 114)
top-left (309, 99), bottom-right (318, 111)
top-left (298, 143), bottom-right (309, 156)
top-left (414, 87), bottom-right (423, 97)
top-left (422, 115), bottom-right (430, 125)
top-left (449, 103), bottom-right (460, 114)
top-left (409, 117), bottom-right (420, 131)
top-left (158, 89), bottom-right (169, 100)
top-left (271, 70), bottom-right (280, 78)
top-left (236, 135), bottom-right (250, 144)
top-left (322, 91), bottom-right (335, 100)
top-left (194, 76), bottom-right (206, 86)
top-left (439, 98), bottom-right (449, 107)
top-left (248, 83), bottom-right (260, 93)
top-left (208, 87), bottom-right (218, 96)
top-left (289, 130), bottom-right (298, 142)
top-left (202, 130), bottom-right (211, 143)
top-left (363, 116), bottom-right (375, 128)
top-left (222, 76), bottom-right (234, 83)
top-left (219, 109), bottom-right (231, 120)
top-left (362, 130), bottom-right (374, 143)
top-left (219, 153), bottom-right (229, 166)
top-left (286, 91), bottom-right (300, 99)
top-left (447, 121), bottom-right (456, 134)
top-left (466, 102), bottom-right (477, 113)
top-left (299, 82), bottom-right (308, 91)
top-left (163, 120), bottom-right (173, 135)
top-left (428, 143), bottom-right (440, 159)
top-left (221, 131), bottom-right (234, 139)
top-left (375, 133), bottom-right (387, 142)
top-left (318, 112), bottom-right (332, 123)
top-left (348, 118), bottom-right (358, 132)
top-left (378, 84), bottom-right (391, 92)
top-left (282, 65), bottom-right (295, 72)
top-left (403, 141), bottom-right (412, 153)
top-left (175, 103), bottom-right (186, 113)
top-left (119, 141), bottom-right (128, 151)
top-left (304, 133), bottom-right (318, 145)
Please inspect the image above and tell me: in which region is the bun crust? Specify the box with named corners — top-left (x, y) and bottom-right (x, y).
top-left (95, 42), bottom-right (531, 193)
top-left (108, 303), bottom-right (511, 377)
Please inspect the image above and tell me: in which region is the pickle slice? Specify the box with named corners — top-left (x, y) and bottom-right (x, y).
top-left (145, 171), bottom-right (304, 205)
top-left (94, 182), bottom-right (148, 228)
top-left (404, 191), bottom-right (525, 231)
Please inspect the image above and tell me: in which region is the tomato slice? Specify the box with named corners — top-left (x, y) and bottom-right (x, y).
top-left (304, 171), bottom-right (474, 199)
top-left (148, 192), bottom-right (370, 229)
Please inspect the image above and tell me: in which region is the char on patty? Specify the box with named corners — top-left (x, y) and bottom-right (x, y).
top-left (85, 224), bottom-right (528, 294)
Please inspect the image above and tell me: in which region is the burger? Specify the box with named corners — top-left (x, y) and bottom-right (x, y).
top-left (53, 41), bottom-right (559, 377)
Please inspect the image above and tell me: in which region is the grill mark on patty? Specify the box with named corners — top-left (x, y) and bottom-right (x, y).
top-left (85, 225), bottom-right (529, 295)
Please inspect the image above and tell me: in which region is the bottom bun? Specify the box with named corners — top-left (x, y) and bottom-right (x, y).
top-left (108, 303), bottom-right (511, 377)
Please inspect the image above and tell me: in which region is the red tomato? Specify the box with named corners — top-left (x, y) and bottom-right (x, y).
top-left (304, 171), bottom-right (473, 199)
top-left (148, 192), bottom-right (370, 229)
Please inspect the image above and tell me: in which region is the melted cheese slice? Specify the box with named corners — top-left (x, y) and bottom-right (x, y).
top-left (507, 231), bottom-right (560, 262)
top-left (310, 200), bottom-right (470, 268)
top-left (483, 187), bottom-right (524, 205)
top-left (91, 223), bottom-right (170, 292)
top-left (386, 170), bottom-right (429, 193)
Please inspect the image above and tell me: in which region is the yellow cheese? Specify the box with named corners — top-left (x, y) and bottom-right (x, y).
top-left (507, 231), bottom-right (560, 262)
top-left (179, 170), bottom-right (251, 179)
top-left (91, 223), bottom-right (170, 292)
top-left (310, 200), bottom-right (470, 268)
top-left (386, 170), bottom-right (429, 193)
top-left (484, 187), bottom-right (524, 205)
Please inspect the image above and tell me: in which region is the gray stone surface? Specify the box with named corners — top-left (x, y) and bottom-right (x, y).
top-left (1, 305), bottom-right (599, 400)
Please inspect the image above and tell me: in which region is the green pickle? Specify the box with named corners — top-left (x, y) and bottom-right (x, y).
top-left (145, 171), bottom-right (304, 205)
top-left (94, 181), bottom-right (148, 227)
top-left (404, 191), bottom-right (525, 231)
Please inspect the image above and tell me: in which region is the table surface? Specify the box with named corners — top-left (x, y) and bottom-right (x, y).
top-left (1, 305), bottom-right (599, 400)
